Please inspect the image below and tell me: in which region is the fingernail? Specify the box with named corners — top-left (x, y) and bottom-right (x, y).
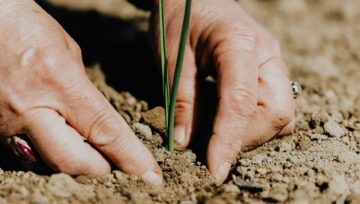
top-left (142, 171), bottom-right (163, 187)
top-left (214, 161), bottom-right (232, 185)
top-left (174, 126), bottom-right (185, 145)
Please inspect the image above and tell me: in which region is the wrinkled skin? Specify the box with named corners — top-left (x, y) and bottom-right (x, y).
top-left (0, 0), bottom-right (162, 186)
top-left (0, 0), bottom-right (294, 186)
top-left (151, 0), bottom-right (295, 184)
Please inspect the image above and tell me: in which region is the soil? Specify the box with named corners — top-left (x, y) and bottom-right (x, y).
top-left (1, 0), bottom-right (360, 203)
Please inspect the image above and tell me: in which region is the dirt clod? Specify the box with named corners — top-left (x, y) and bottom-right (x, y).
top-left (132, 122), bottom-right (153, 140)
top-left (142, 107), bottom-right (166, 133)
top-left (324, 121), bottom-right (346, 138)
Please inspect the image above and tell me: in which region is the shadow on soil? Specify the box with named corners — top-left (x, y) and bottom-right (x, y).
top-left (36, 0), bottom-right (163, 107)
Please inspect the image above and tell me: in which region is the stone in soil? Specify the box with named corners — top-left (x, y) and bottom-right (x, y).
top-left (131, 122), bottom-right (152, 140)
top-left (324, 121), bottom-right (346, 138)
top-left (142, 107), bottom-right (166, 133)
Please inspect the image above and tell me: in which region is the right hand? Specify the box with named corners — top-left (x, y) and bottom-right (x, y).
top-left (0, 0), bottom-right (162, 186)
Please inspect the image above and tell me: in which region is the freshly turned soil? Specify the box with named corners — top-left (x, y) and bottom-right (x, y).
top-left (1, 0), bottom-right (360, 203)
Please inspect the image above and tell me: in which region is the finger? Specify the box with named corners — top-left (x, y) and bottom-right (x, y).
top-left (60, 74), bottom-right (162, 186)
top-left (207, 33), bottom-right (259, 184)
top-left (242, 57), bottom-right (295, 150)
top-left (277, 120), bottom-right (295, 137)
top-left (171, 46), bottom-right (199, 147)
top-left (24, 108), bottom-right (111, 175)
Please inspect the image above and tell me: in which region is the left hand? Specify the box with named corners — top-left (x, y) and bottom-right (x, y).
top-left (150, 0), bottom-right (295, 184)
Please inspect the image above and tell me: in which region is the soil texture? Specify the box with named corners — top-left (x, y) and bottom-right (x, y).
top-left (1, 0), bottom-right (360, 203)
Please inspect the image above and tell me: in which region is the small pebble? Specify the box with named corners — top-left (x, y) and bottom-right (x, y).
top-left (271, 173), bottom-right (283, 182)
top-left (139, 101), bottom-right (149, 111)
top-left (135, 103), bottom-right (142, 112)
top-left (252, 154), bottom-right (266, 164)
top-left (31, 194), bottom-right (49, 204)
top-left (131, 123), bottom-right (152, 140)
top-left (238, 159), bottom-right (251, 167)
top-left (47, 173), bottom-right (79, 198)
top-left (278, 142), bottom-right (292, 152)
top-left (354, 131), bottom-right (360, 143)
top-left (142, 107), bottom-right (166, 132)
top-left (337, 151), bottom-right (359, 164)
top-left (256, 168), bottom-right (268, 176)
top-left (350, 181), bottom-right (360, 195)
top-left (222, 184), bottom-right (240, 193)
top-left (329, 175), bottom-right (350, 196)
top-left (179, 201), bottom-right (195, 204)
top-left (329, 110), bottom-right (343, 122)
top-left (324, 90), bottom-right (338, 103)
top-left (292, 190), bottom-right (310, 204)
top-left (308, 133), bottom-right (328, 141)
top-left (126, 97), bottom-right (137, 107)
top-left (17, 186), bottom-right (29, 198)
top-left (268, 152), bottom-right (278, 157)
top-left (324, 121), bottom-right (346, 138)
top-left (271, 192), bottom-right (288, 202)
top-left (0, 198), bottom-right (6, 204)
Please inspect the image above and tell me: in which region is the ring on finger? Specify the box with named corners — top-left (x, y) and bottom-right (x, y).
top-left (6, 135), bottom-right (48, 172)
top-left (291, 81), bottom-right (302, 99)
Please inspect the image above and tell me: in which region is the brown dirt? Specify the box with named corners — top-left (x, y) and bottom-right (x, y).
top-left (1, 0), bottom-right (360, 203)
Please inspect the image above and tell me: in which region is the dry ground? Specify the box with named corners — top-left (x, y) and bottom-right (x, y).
top-left (1, 0), bottom-right (360, 203)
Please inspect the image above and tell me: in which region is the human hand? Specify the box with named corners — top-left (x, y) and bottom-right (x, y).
top-left (151, 0), bottom-right (295, 184)
top-left (0, 0), bottom-right (162, 186)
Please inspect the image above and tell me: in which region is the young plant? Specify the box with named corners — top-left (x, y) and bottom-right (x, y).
top-left (159, 0), bottom-right (192, 152)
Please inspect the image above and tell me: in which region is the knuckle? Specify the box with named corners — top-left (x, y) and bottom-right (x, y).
top-left (0, 90), bottom-right (26, 117)
top-left (268, 35), bottom-right (282, 53)
top-left (34, 47), bottom-right (81, 86)
top-left (254, 27), bottom-right (282, 57)
top-left (68, 39), bottom-right (82, 58)
top-left (223, 139), bottom-right (240, 153)
top-left (262, 32), bottom-right (282, 56)
top-left (271, 37), bottom-right (281, 50)
top-left (55, 153), bottom-right (90, 174)
top-left (176, 98), bottom-right (193, 114)
top-left (214, 136), bottom-right (241, 161)
top-left (229, 27), bottom-right (258, 53)
top-left (222, 88), bottom-right (257, 118)
top-left (87, 110), bottom-right (124, 148)
top-left (213, 23), bottom-right (259, 55)
top-left (68, 39), bottom-right (81, 52)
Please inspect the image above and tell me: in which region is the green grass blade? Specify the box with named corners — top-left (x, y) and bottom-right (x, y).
top-left (159, 0), bottom-right (170, 135)
top-left (167, 0), bottom-right (192, 152)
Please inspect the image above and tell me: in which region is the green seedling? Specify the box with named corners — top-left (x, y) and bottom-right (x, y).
top-left (159, 0), bottom-right (192, 152)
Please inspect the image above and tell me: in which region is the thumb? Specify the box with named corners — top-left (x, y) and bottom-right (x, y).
top-left (60, 69), bottom-right (163, 186)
